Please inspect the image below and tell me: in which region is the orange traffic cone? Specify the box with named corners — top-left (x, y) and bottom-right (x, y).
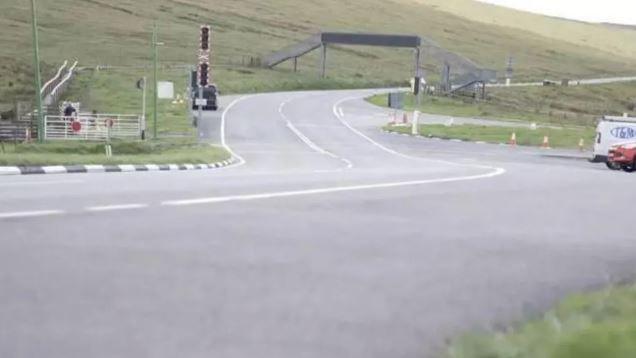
top-left (542, 135), bottom-right (550, 149)
top-left (509, 132), bottom-right (517, 146)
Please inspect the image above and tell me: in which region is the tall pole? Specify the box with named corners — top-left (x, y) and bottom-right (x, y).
top-left (142, 76), bottom-right (147, 139)
top-left (415, 47), bottom-right (422, 108)
top-left (30, 0), bottom-right (44, 142)
top-left (152, 21), bottom-right (158, 139)
top-left (319, 44), bottom-right (327, 79)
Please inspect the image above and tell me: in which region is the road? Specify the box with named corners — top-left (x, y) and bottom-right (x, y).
top-left (1, 90), bottom-right (635, 358)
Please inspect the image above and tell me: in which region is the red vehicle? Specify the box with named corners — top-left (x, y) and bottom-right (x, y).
top-left (607, 142), bottom-right (636, 172)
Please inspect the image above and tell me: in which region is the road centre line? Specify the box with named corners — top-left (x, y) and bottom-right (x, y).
top-left (278, 97), bottom-right (354, 170)
top-left (161, 168), bottom-right (506, 207)
top-left (0, 210), bottom-right (66, 219)
top-left (85, 204), bottom-right (149, 212)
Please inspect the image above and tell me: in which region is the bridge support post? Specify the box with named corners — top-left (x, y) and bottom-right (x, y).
top-left (319, 44), bottom-right (327, 78)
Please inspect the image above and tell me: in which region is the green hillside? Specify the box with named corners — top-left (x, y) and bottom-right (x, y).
top-left (1, 0), bottom-right (635, 110)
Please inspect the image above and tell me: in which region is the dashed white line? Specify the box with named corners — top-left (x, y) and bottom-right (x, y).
top-left (85, 204), bottom-right (149, 212)
top-left (279, 97), bottom-right (354, 170)
top-left (0, 210), bottom-right (65, 219)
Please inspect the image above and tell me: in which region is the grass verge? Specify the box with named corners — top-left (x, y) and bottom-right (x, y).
top-left (385, 124), bottom-right (595, 149)
top-left (368, 83), bottom-right (636, 127)
top-left (0, 139), bottom-right (230, 166)
top-left (448, 284), bottom-right (636, 358)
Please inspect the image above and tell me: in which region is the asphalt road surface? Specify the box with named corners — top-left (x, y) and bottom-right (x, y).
top-left (1, 90), bottom-right (635, 358)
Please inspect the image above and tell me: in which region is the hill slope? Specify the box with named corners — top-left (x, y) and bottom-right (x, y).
top-left (1, 0), bottom-right (635, 107)
top-left (418, 0), bottom-right (636, 59)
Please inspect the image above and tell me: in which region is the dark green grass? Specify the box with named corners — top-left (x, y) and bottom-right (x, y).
top-left (385, 124), bottom-right (595, 149)
top-left (368, 82), bottom-right (636, 127)
top-left (0, 139), bottom-right (230, 166)
top-left (448, 284), bottom-right (636, 358)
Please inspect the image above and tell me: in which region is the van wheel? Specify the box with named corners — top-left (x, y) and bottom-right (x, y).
top-left (606, 162), bottom-right (621, 170)
top-left (624, 162), bottom-right (636, 173)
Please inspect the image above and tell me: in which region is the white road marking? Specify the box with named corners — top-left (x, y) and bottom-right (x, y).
top-left (86, 204), bottom-right (149, 212)
top-left (332, 96), bottom-right (507, 173)
top-left (221, 96), bottom-right (251, 168)
top-left (0, 210), bottom-right (65, 219)
top-left (162, 168), bottom-right (506, 207)
top-left (279, 97), bottom-right (354, 170)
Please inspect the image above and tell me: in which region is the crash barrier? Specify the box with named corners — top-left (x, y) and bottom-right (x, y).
top-left (44, 114), bottom-right (144, 141)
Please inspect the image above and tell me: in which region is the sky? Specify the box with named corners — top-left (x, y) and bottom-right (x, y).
top-left (480, 0), bottom-right (636, 25)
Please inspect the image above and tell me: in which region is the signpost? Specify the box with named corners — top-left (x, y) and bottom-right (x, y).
top-left (137, 77), bottom-right (147, 139)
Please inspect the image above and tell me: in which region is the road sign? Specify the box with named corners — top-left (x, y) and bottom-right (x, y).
top-left (388, 92), bottom-right (404, 109)
top-left (105, 118), bottom-right (115, 128)
top-left (71, 120), bottom-right (81, 132)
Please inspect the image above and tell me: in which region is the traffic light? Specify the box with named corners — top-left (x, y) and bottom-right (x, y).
top-left (200, 26), bottom-right (210, 51)
top-left (199, 63), bottom-right (209, 87)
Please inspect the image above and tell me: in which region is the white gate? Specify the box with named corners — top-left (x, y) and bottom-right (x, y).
top-left (44, 114), bottom-right (144, 141)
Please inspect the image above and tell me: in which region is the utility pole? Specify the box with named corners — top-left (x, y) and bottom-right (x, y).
top-left (30, 0), bottom-right (44, 142)
top-left (152, 21), bottom-right (158, 139)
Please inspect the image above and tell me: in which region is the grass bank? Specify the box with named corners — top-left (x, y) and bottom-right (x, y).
top-left (448, 284), bottom-right (636, 358)
top-left (0, 139), bottom-right (229, 166)
top-left (4, 0), bottom-right (636, 112)
top-left (368, 83), bottom-right (636, 127)
top-left (385, 124), bottom-right (595, 149)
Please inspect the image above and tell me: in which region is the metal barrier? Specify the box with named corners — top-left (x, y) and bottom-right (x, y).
top-left (44, 114), bottom-right (143, 141)
top-left (44, 61), bottom-right (78, 106)
top-left (41, 61), bottom-right (68, 98)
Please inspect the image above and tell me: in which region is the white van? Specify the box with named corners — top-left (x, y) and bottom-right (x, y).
top-left (592, 116), bottom-right (636, 162)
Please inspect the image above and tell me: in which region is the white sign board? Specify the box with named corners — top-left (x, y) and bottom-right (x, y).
top-left (195, 98), bottom-right (208, 106)
top-left (157, 81), bottom-right (174, 99)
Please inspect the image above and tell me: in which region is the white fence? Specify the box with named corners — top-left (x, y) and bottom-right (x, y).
top-left (44, 114), bottom-right (144, 141)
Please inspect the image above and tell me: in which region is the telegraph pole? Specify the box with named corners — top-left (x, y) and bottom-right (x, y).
top-left (30, 0), bottom-right (44, 142)
top-left (152, 21), bottom-right (158, 139)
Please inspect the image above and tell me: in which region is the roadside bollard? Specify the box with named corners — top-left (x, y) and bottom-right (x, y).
top-left (105, 144), bottom-right (112, 157)
top-left (579, 138), bottom-right (585, 151)
top-left (412, 111), bottom-right (420, 135)
top-left (542, 136), bottom-right (550, 149)
top-left (509, 132), bottom-right (517, 146)
top-left (402, 113), bottom-right (408, 125)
